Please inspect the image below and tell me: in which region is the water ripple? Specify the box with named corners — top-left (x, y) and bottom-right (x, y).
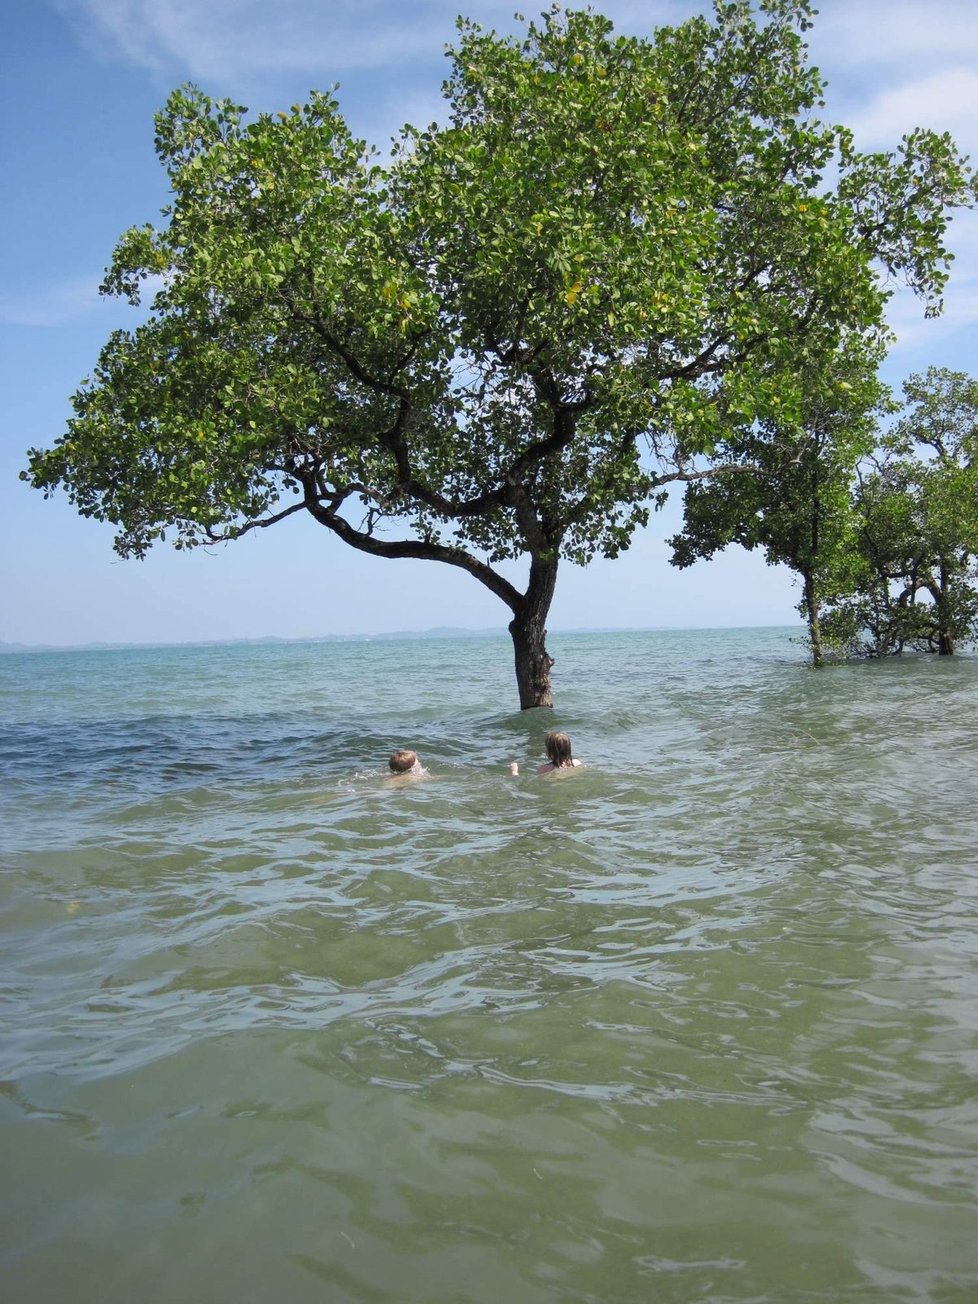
top-left (4, 634), bottom-right (978, 1302)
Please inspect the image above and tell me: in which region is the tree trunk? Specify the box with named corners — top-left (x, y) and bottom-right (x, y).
top-left (803, 465), bottom-right (825, 668)
top-left (802, 570), bottom-right (825, 668)
top-left (923, 567), bottom-right (956, 655)
top-left (937, 564), bottom-right (954, 655)
top-left (509, 556), bottom-right (558, 709)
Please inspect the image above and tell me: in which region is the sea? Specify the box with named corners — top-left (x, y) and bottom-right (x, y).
top-left (2, 626), bottom-right (977, 1303)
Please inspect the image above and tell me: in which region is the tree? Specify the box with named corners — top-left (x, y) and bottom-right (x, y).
top-left (669, 336), bottom-right (892, 665)
top-left (822, 367), bottom-right (978, 657)
top-left (23, 2), bottom-right (977, 707)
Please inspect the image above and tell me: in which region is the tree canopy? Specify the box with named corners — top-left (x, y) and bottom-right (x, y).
top-left (23, 1), bottom-right (977, 706)
top-left (821, 367), bottom-right (978, 658)
top-left (674, 362), bottom-right (978, 663)
top-left (669, 334), bottom-right (892, 665)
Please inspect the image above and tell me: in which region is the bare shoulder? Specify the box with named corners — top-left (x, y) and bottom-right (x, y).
top-left (384, 768), bottom-right (430, 787)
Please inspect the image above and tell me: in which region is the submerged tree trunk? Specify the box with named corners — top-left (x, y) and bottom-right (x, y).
top-left (803, 467), bottom-right (826, 668)
top-left (802, 570), bottom-right (825, 667)
top-left (509, 555), bottom-right (559, 709)
top-left (937, 565), bottom-right (955, 655)
top-left (509, 617), bottom-right (555, 708)
top-left (926, 567), bottom-right (955, 655)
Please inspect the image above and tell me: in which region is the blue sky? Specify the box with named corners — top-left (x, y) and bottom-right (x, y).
top-left (3, 0), bottom-right (977, 646)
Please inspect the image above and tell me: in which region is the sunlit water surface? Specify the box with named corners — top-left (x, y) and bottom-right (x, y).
top-left (2, 628), bottom-right (977, 1302)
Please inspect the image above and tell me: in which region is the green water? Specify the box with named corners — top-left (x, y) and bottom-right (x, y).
top-left (2, 629), bottom-right (977, 1301)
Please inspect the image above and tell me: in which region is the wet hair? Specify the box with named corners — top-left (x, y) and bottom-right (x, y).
top-left (389, 748), bottom-right (419, 774)
top-left (544, 731), bottom-right (573, 767)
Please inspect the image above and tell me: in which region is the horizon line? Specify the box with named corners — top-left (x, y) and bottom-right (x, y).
top-left (0, 622), bottom-right (797, 654)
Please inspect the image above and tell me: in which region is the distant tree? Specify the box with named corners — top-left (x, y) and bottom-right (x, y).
top-left (669, 336), bottom-right (892, 665)
top-left (822, 368), bottom-right (978, 657)
top-left (23, 3), bottom-right (977, 706)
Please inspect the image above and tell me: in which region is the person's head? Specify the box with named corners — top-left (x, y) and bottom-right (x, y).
top-left (545, 731), bottom-right (573, 767)
top-left (389, 748), bottom-right (419, 774)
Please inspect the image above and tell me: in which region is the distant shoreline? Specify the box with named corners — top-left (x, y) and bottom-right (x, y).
top-left (0, 624), bottom-right (795, 655)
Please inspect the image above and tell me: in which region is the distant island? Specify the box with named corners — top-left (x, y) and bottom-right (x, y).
top-left (0, 624), bottom-right (769, 655)
top-left (0, 628), bottom-right (502, 654)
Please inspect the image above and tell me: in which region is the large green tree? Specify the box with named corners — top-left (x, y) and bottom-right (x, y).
top-left (23, 2), bottom-right (976, 706)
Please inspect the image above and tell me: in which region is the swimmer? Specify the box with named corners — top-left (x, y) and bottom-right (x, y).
top-left (536, 730), bottom-right (583, 775)
top-left (509, 732), bottom-right (583, 776)
top-left (389, 748), bottom-right (424, 776)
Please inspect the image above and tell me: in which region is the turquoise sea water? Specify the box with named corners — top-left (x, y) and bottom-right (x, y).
top-left (2, 627), bottom-right (978, 1303)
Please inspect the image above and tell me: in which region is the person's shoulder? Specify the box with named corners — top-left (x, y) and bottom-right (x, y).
top-left (385, 767), bottom-right (429, 786)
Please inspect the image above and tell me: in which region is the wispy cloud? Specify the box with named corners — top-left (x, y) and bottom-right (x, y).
top-left (54, 0), bottom-right (510, 80)
top-left (811, 1), bottom-right (978, 69)
top-left (0, 272), bottom-right (159, 329)
top-left (885, 285), bottom-right (978, 367)
top-left (846, 67), bottom-right (978, 150)
top-left (56, 0), bottom-right (978, 167)
top-left (884, 210), bottom-right (978, 353)
top-left (54, 0), bottom-right (712, 84)
top-left (0, 274), bottom-right (107, 328)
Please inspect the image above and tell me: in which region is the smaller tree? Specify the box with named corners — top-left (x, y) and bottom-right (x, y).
top-left (822, 367), bottom-right (978, 656)
top-left (669, 336), bottom-right (890, 665)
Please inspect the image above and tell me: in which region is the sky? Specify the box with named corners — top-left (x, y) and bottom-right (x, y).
top-left (2, 0), bottom-right (977, 647)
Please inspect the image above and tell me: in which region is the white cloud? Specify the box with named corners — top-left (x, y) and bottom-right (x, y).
top-left (846, 67), bottom-right (978, 150)
top-left (54, 0), bottom-right (706, 84)
top-left (881, 215), bottom-right (978, 363)
top-left (885, 277), bottom-right (978, 351)
top-left (55, 0), bottom-right (978, 174)
top-left (55, 0), bottom-right (512, 80)
top-left (811, 1), bottom-right (978, 68)
top-left (877, 198), bottom-right (978, 362)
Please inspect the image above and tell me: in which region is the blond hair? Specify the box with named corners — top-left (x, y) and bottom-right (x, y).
top-left (545, 731), bottom-right (573, 767)
top-left (389, 748), bottom-right (419, 773)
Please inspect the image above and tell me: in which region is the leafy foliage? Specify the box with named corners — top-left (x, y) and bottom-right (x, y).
top-left (822, 368), bottom-right (978, 657)
top-left (669, 336), bottom-right (892, 663)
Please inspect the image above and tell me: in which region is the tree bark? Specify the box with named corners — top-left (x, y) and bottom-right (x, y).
top-left (924, 567), bottom-right (955, 655)
top-left (803, 463), bottom-right (825, 668)
top-left (937, 564), bottom-right (955, 655)
top-left (802, 569), bottom-right (825, 667)
top-left (509, 555), bottom-right (558, 709)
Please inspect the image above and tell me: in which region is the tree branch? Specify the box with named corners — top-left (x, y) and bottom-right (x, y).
top-left (205, 498), bottom-right (308, 542)
top-left (651, 461), bottom-right (758, 488)
top-left (298, 475), bottom-right (524, 612)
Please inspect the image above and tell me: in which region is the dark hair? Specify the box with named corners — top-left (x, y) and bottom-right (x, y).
top-left (545, 731), bottom-right (573, 767)
top-left (389, 748), bottom-right (419, 773)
